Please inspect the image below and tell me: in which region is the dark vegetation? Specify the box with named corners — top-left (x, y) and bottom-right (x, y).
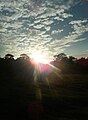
top-left (0, 53), bottom-right (88, 120)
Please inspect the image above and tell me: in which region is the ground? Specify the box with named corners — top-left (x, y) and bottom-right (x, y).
top-left (0, 70), bottom-right (88, 120)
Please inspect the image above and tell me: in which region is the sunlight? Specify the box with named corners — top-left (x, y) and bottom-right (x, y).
top-left (31, 51), bottom-right (49, 64)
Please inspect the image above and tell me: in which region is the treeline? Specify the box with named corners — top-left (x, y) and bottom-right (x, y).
top-left (0, 53), bottom-right (34, 82)
top-left (0, 53), bottom-right (88, 75)
top-left (0, 54), bottom-right (35, 120)
top-left (51, 53), bottom-right (88, 74)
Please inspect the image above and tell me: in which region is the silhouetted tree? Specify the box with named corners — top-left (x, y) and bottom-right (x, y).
top-left (4, 54), bottom-right (14, 60)
top-left (19, 54), bottom-right (30, 60)
top-left (54, 53), bottom-right (67, 62)
top-left (68, 56), bottom-right (77, 63)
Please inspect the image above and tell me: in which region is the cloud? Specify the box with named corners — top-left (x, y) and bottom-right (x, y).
top-left (0, 0), bottom-right (88, 60)
top-left (51, 29), bottom-right (63, 35)
top-left (70, 19), bottom-right (88, 26)
top-left (45, 18), bottom-right (88, 57)
top-left (34, 24), bottom-right (45, 29)
top-left (69, 19), bottom-right (88, 35)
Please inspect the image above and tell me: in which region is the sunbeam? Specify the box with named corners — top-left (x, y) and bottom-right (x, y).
top-left (33, 63), bottom-right (43, 101)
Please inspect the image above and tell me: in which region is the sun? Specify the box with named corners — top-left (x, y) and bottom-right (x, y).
top-left (31, 52), bottom-right (49, 64)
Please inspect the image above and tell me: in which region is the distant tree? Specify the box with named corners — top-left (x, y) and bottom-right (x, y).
top-left (77, 57), bottom-right (88, 66)
top-left (19, 54), bottom-right (30, 60)
top-left (68, 56), bottom-right (77, 63)
top-left (54, 53), bottom-right (67, 62)
top-left (4, 54), bottom-right (14, 60)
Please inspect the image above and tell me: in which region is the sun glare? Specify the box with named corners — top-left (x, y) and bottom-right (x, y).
top-left (31, 52), bottom-right (49, 64)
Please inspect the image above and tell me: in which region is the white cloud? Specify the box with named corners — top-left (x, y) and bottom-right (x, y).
top-left (61, 13), bottom-right (73, 18)
top-left (0, 0), bottom-right (88, 60)
top-left (54, 17), bottom-right (64, 21)
top-left (45, 26), bottom-right (51, 31)
top-left (51, 29), bottom-right (63, 34)
top-left (70, 19), bottom-right (88, 26)
top-left (69, 19), bottom-right (88, 35)
top-left (42, 19), bottom-right (53, 26)
top-left (34, 24), bottom-right (44, 29)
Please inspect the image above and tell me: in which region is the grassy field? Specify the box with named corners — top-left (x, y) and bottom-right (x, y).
top-left (33, 73), bottom-right (88, 120)
top-left (0, 72), bottom-right (88, 120)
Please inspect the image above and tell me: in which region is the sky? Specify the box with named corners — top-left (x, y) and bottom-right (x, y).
top-left (0, 0), bottom-right (88, 60)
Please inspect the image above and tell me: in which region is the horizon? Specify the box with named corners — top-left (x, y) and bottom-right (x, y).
top-left (0, 52), bottom-right (88, 62)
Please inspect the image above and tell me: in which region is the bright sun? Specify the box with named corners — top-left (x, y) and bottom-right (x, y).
top-left (31, 52), bottom-right (49, 64)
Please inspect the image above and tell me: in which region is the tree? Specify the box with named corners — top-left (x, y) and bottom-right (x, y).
top-left (54, 53), bottom-right (67, 62)
top-left (20, 54), bottom-right (30, 60)
top-left (4, 54), bottom-right (14, 60)
top-left (69, 56), bottom-right (77, 63)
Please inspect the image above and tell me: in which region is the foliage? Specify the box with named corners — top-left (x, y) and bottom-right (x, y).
top-left (0, 53), bottom-right (88, 119)
top-left (4, 54), bottom-right (14, 59)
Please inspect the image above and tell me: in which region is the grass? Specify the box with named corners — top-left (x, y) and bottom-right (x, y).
top-left (0, 72), bottom-right (88, 120)
top-left (34, 73), bottom-right (88, 120)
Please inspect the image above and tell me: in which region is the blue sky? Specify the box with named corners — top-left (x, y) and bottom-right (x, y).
top-left (0, 0), bottom-right (88, 60)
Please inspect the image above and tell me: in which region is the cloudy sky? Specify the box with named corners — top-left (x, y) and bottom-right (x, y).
top-left (0, 0), bottom-right (88, 60)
